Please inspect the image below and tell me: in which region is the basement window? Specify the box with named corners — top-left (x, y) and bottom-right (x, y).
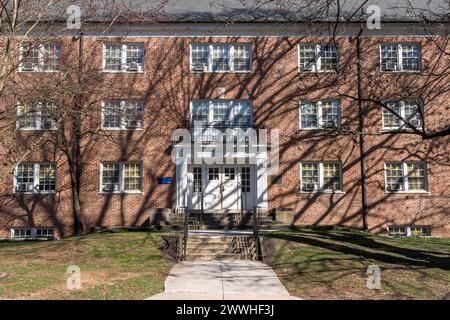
top-left (388, 226), bottom-right (431, 237)
top-left (11, 227), bottom-right (54, 239)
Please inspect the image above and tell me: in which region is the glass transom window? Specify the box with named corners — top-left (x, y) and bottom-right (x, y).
top-left (190, 44), bottom-right (251, 72)
top-left (300, 100), bottom-right (340, 129)
top-left (301, 162), bottom-right (342, 192)
top-left (380, 43), bottom-right (420, 71)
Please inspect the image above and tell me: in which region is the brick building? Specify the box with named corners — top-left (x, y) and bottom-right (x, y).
top-left (0, 1), bottom-right (449, 239)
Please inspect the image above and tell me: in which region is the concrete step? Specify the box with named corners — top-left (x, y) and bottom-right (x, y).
top-left (185, 253), bottom-right (256, 261)
top-left (186, 248), bottom-right (256, 254)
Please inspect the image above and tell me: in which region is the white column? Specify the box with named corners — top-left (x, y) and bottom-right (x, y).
top-left (256, 156), bottom-right (268, 209)
top-left (176, 157), bottom-right (189, 208)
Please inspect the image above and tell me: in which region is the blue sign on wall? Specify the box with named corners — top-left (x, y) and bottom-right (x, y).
top-left (158, 177), bottom-right (173, 185)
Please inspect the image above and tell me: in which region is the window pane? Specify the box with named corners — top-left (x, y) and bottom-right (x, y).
top-left (191, 101), bottom-right (209, 126)
top-left (241, 166), bottom-right (251, 193)
top-left (212, 45), bottom-right (229, 71)
top-left (404, 101), bottom-right (422, 128)
top-left (125, 44), bottom-right (144, 71)
top-left (103, 101), bottom-right (122, 128)
top-left (407, 163), bottom-right (425, 190)
top-left (382, 102), bottom-right (401, 129)
top-left (321, 101), bottom-right (340, 127)
top-left (16, 164), bottom-right (35, 192)
top-left (123, 163), bottom-right (141, 191)
top-left (232, 101), bottom-right (252, 128)
top-left (21, 44), bottom-right (40, 71)
top-left (323, 163), bottom-right (341, 191)
top-left (385, 163), bottom-right (404, 191)
top-left (102, 163), bottom-right (120, 191)
top-left (232, 45), bottom-right (251, 71)
top-left (38, 164), bottom-right (56, 192)
top-left (41, 44), bottom-right (61, 71)
top-left (300, 102), bottom-right (318, 128)
top-left (212, 101), bottom-right (231, 125)
top-left (208, 168), bottom-right (219, 180)
top-left (381, 44), bottom-right (399, 71)
top-left (124, 101), bottom-right (144, 129)
top-left (193, 167), bottom-right (202, 193)
top-left (17, 105), bottom-right (38, 129)
top-left (401, 44), bottom-right (419, 71)
top-left (40, 102), bottom-right (57, 129)
top-left (319, 45), bottom-right (338, 71)
top-left (301, 163), bottom-right (319, 191)
top-left (104, 44), bottom-right (122, 71)
top-left (299, 45), bottom-right (316, 71)
top-left (191, 44), bottom-right (209, 71)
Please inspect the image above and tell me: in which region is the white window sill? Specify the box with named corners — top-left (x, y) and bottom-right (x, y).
top-left (380, 128), bottom-right (423, 133)
top-left (17, 70), bottom-right (60, 73)
top-left (101, 128), bottom-right (144, 131)
top-left (15, 128), bottom-right (58, 132)
top-left (298, 70), bottom-right (338, 74)
top-left (384, 191), bottom-right (430, 195)
top-left (101, 70), bottom-right (144, 74)
top-left (189, 70), bottom-right (252, 74)
top-left (98, 191), bottom-right (144, 195)
top-left (298, 127), bottom-right (340, 131)
top-left (14, 192), bottom-right (58, 196)
top-left (299, 190), bottom-right (345, 195)
top-left (379, 70), bottom-right (421, 74)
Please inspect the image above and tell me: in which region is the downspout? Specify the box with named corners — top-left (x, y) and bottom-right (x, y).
top-left (356, 26), bottom-right (369, 231)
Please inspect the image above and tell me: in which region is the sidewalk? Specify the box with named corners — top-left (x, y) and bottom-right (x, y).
top-left (147, 260), bottom-right (299, 300)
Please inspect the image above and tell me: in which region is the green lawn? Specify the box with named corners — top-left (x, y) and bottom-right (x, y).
top-left (0, 231), bottom-right (175, 300)
top-left (267, 228), bottom-right (450, 300)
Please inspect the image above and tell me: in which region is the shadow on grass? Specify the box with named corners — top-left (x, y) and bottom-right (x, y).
top-left (267, 228), bottom-right (450, 271)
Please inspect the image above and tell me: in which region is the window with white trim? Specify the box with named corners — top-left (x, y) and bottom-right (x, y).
top-left (388, 226), bottom-right (430, 237)
top-left (300, 162), bottom-right (342, 192)
top-left (191, 100), bottom-right (252, 128)
top-left (14, 163), bottom-right (56, 193)
top-left (20, 43), bottom-right (61, 72)
top-left (300, 100), bottom-right (340, 129)
top-left (102, 101), bottom-right (144, 130)
top-left (380, 44), bottom-right (420, 71)
top-left (11, 227), bottom-right (54, 239)
top-left (103, 43), bottom-right (144, 72)
top-left (100, 162), bottom-right (142, 192)
top-left (384, 162), bottom-right (427, 192)
top-left (16, 102), bottom-right (58, 130)
top-left (382, 101), bottom-right (423, 130)
top-left (190, 44), bottom-right (251, 72)
top-left (299, 44), bottom-right (339, 72)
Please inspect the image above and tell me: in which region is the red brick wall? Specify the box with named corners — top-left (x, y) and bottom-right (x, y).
top-left (0, 33), bottom-right (448, 238)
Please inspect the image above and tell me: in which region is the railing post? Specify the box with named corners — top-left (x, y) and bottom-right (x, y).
top-left (200, 192), bottom-right (204, 229)
top-left (253, 206), bottom-right (260, 260)
top-left (183, 208), bottom-right (189, 260)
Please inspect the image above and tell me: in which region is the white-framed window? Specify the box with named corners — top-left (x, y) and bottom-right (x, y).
top-left (300, 162), bottom-right (342, 192)
top-left (384, 162), bottom-right (427, 192)
top-left (101, 100), bottom-right (144, 130)
top-left (16, 102), bottom-right (58, 130)
top-left (300, 100), bottom-right (340, 129)
top-left (19, 43), bottom-right (61, 72)
top-left (103, 43), bottom-right (144, 72)
top-left (382, 100), bottom-right (423, 130)
top-left (100, 162), bottom-right (142, 193)
top-left (190, 100), bottom-right (252, 128)
top-left (14, 163), bottom-right (57, 193)
top-left (388, 226), bottom-right (430, 237)
top-left (298, 44), bottom-right (339, 72)
top-left (380, 43), bottom-right (420, 72)
top-left (11, 227), bottom-right (54, 239)
top-left (190, 44), bottom-right (252, 72)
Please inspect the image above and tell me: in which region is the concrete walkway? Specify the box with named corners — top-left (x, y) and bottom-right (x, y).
top-left (147, 260), bottom-right (299, 300)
